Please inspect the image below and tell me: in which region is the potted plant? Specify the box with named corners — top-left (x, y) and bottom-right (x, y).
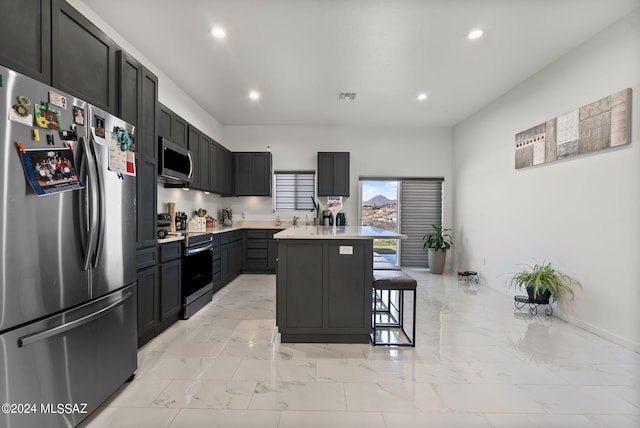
top-left (508, 262), bottom-right (575, 303)
top-left (422, 225), bottom-right (453, 274)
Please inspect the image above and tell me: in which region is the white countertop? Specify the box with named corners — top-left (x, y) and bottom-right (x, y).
top-left (157, 221), bottom-right (289, 244)
top-left (273, 225), bottom-right (407, 240)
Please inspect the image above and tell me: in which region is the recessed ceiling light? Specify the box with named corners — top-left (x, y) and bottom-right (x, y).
top-left (417, 93), bottom-right (428, 101)
top-left (211, 26), bottom-right (226, 39)
top-left (249, 90), bottom-right (260, 100)
top-left (467, 29), bottom-right (484, 40)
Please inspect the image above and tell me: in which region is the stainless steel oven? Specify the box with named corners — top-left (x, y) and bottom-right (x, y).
top-left (181, 233), bottom-right (214, 319)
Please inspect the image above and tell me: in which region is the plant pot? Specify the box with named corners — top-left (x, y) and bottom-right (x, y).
top-left (526, 286), bottom-right (551, 304)
top-left (427, 248), bottom-right (447, 274)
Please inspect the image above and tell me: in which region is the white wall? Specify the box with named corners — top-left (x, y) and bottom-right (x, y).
top-left (222, 125), bottom-right (453, 225)
top-left (452, 9), bottom-right (640, 350)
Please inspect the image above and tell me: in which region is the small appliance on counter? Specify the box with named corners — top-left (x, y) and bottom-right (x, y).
top-left (322, 210), bottom-right (333, 226)
top-left (336, 213), bottom-right (346, 226)
top-left (157, 213), bottom-right (172, 239)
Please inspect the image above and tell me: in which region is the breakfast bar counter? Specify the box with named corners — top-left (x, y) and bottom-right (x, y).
top-left (274, 225), bottom-right (406, 343)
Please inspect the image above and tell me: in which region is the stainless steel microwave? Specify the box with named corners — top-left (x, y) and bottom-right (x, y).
top-left (158, 137), bottom-right (193, 183)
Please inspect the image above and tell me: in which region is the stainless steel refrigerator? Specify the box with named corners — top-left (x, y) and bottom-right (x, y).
top-left (0, 65), bottom-right (137, 427)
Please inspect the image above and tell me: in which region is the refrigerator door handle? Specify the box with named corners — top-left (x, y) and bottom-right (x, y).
top-left (90, 135), bottom-right (106, 269)
top-left (17, 292), bottom-right (133, 347)
top-left (80, 136), bottom-right (99, 270)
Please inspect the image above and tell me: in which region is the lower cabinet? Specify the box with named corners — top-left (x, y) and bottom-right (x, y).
top-left (212, 234), bottom-right (222, 294)
top-left (137, 241), bottom-right (181, 348)
top-left (221, 230), bottom-right (244, 284)
top-left (136, 262), bottom-right (159, 347)
top-left (158, 242), bottom-right (182, 331)
top-left (245, 229), bottom-right (279, 273)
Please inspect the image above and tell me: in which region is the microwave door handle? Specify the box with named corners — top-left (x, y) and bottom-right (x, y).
top-left (187, 151), bottom-right (193, 180)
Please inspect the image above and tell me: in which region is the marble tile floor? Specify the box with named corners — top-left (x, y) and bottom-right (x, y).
top-left (81, 270), bottom-right (640, 428)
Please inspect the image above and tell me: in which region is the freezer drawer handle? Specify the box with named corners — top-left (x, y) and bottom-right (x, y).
top-left (17, 292), bottom-right (133, 348)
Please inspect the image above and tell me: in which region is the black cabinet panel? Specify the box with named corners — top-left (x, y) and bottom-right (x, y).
top-left (0, 0), bottom-right (51, 83)
top-left (217, 147), bottom-right (233, 196)
top-left (119, 51), bottom-right (157, 249)
top-left (117, 51), bottom-right (139, 127)
top-left (137, 264), bottom-right (159, 347)
top-left (244, 229), bottom-right (278, 273)
top-left (281, 243), bottom-right (324, 328)
top-left (233, 152), bottom-right (272, 196)
top-left (317, 152), bottom-right (350, 197)
top-left (136, 157), bottom-right (157, 248)
top-left (332, 152), bottom-right (350, 196)
top-left (276, 239), bottom-right (372, 343)
top-left (52, 0), bottom-right (116, 113)
top-left (221, 231), bottom-right (243, 284)
top-left (200, 135), bottom-right (211, 191)
top-left (158, 103), bottom-right (188, 148)
top-left (234, 153), bottom-right (251, 195)
top-left (208, 142), bottom-right (220, 193)
top-left (188, 126), bottom-right (202, 189)
top-left (140, 67), bottom-right (158, 161)
top-left (160, 258), bottom-right (181, 322)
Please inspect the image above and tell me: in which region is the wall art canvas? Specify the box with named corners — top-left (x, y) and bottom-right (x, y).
top-left (515, 88), bottom-right (631, 169)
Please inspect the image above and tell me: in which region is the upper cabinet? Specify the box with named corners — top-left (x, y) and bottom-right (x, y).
top-left (233, 152), bottom-right (272, 197)
top-left (218, 145), bottom-right (234, 196)
top-left (51, 0), bottom-right (117, 114)
top-left (317, 152), bottom-right (350, 197)
top-left (0, 0), bottom-right (51, 83)
top-left (117, 51), bottom-right (158, 249)
top-left (158, 103), bottom-right (188, 148)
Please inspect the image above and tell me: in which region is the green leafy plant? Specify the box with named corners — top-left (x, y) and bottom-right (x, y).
top-left (508, 262), bottom-right (575, 302)
top-left (310, 196), bottom-right (320, 218)
top-left (422, 225), bottom-right (453, 252)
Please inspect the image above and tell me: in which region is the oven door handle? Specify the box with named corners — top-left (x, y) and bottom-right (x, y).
top-left (184, 243), bottom-right (214, 256)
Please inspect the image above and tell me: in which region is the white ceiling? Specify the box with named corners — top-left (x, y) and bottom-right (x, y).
top-left (81, 0), bottom-right (639, 127)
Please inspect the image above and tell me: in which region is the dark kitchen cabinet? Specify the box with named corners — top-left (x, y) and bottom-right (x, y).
top-left (208, 141), bottom-right (220, 193)
top-left (158, 103), bottom-right (188, 148)
top-left (317, 152), bottom-right (350, 197)
top-left (0, 0), bottom-right (51, 83)
top-left (267, 232), bottom-right (278, 272)
top-left (158, 242), bottom-right (182, 332)
top-left (233, 152), bottom-right (272, 196)
top-left (218, 145), bottom-right (234, 196)
top-left (211, 234), bottom-right (222, 294)
top-left (245, 229), bottom-right (278, 273)
top-left (188, 126), bottom-right (202, 189)
top-left (221, 230), bottom-right (244, 285)
top-left (276, 239), bottom-right (372, 343)
top-left (137, 264), bottom-right (159, 347)
top-left (118, 50), bottom-right (158, 250)
top-left (51, 0), bottom-right (117, 113)
top-left (199, 135), bottom-right (211, 191)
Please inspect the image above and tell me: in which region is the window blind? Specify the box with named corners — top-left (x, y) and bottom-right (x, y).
top-left (400, 180), bottom-right (443, 267)
top-left (274, 171), bottom-right (315, 211)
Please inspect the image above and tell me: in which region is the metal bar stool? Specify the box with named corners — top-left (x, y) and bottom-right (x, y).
top-left (371, 270), bottom-right (417, 347)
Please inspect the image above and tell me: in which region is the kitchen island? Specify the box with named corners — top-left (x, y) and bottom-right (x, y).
top-left (273, 225), bottom-right (406, 343)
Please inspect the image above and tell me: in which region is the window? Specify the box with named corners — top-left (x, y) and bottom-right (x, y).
top-left (360, 177), bottom-right (443, 267)
top-left (274, 171), bottom-right (315, 211)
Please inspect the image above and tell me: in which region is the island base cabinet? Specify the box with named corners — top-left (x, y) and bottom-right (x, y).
top-left (276, 239), bottom-right (372, 343)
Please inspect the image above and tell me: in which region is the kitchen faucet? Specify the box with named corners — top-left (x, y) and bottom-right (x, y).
top-left (293, 216), bottom-right (299, 226)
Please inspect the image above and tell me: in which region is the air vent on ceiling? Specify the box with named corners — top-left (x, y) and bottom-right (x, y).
top-left (338, 92), bottom-right (356, 101)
